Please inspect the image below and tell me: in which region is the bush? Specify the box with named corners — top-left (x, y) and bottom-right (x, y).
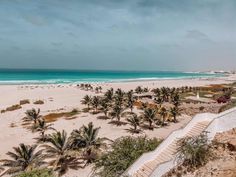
top-left (14, 169), bottom-right (54, 177)
top-left (6, 104), bottom-right (22, 112)
top-left (33, 100), bottom-right (44, 104)
top-left (218, 100), bottom-right (236, 113)
top-left (176, 132), bottom-right (212, 168)
top-left (199, 106), bottom-right (205, 111)
top-left (19, 99), bottom-right (30, 105)
top-left (217, 96), bottom-right (230, 103)
top-left (93, 136), bottom-right (162, 177)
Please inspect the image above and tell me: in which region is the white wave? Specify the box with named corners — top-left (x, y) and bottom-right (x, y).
top-left (0, 74), bottom-right (220, 85)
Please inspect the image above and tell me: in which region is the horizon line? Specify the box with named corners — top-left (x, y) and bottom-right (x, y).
top-left (0, 67), bottom-right (212, 73)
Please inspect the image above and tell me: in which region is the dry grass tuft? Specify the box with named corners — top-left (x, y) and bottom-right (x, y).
top-left (19, 99), bottom-right (30, 105)
top-left (1, 104), bottom-right (22, 113)
top-left (33, 100), bottom-right (44, 104)
top-left (43, 109), bottom-right (80, 123)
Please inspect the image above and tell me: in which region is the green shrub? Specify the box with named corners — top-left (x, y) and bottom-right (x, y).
top-left (14, 169), bottom-right (54, 177)
top-left (176, 132), bottom-right (212, 168)
top-left (93, 136), bottom-right (162, 177)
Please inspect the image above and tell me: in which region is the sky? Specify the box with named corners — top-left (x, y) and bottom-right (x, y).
top-left (0, 0), bottom-right (235, 71)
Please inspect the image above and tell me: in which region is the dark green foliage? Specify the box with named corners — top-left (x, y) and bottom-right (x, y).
top-left (142, 108), bottom-right (157, 129)
top-left (126, 114), bottom-right (141, 133)
top-left (14, 169), bottom-right (54, 177)
top-left (81, 95), bottom-right (92, 109)
top-left (135, 86), bottom-right (143, 94)
top-left (0, 144), bottom-right (45, 175)
top-left (24, 108), bottom-right (41, 124)
top-left (93, 136), bottom-right (162, 177)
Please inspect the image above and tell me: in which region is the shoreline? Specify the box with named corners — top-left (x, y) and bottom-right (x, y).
top-left (0, 70), bottom-right (226, 85)
top-left (0, 74), bottom-right (231, 86)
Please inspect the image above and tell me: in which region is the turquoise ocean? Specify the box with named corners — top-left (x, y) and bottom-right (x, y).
top-left (0, 69), bottom-right (221, 85)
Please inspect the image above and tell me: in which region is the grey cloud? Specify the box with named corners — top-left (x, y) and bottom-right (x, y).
top-left (21, 14), bottom-right (48, 26)
top-left (0, 0), bottom-right (235, 71)
top-left (185, 30), bottom-right (212, 42)
top-left (51, 42), bottom-right (63, 46)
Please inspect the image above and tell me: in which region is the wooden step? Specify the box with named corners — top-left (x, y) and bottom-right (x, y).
top-left (136, 168), bottom-right (150, 177)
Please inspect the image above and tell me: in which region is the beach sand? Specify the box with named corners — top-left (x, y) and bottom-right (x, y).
top-left (0, 74), bottom-right (235, 176)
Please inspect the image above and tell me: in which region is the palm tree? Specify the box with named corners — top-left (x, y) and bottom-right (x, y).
top-left (127, 114), bottom-right (141, 133)
top-left (35, 118), bottom-right (54, 142)
top-left (126, 90), bottom-right (135, 112)
top-left (24, 108), bottom-right (41, 124)
top-left (98, 86), bottom-right (102, 93)
top-left (135, 86), bottom-right (143, 94)
top-left (79, 122), bottom-right (107, 163)
top-left (171, 93), bottom-right (181, 108)
top-left (43, 130), bottom-right (73, 175)
top-left (115, 88), bottom-right (124, 106)
top-left (154, 96), bottom-right (164, 107)
top-left (100, 99), bottom-right (109, 117)
top-left (143, 87), bottom-right (149, 92)
top-left (104, 88), bottom-right (114, 103)
top-left (160, 87), bottom-right (170, 102)
top-left (70, 122), bottom-right (107, 164)
top-left (91, 96), bottom-right (100, 113)
top-left (153, 88), bottom-right (161, 97)
top-left (95, 87), bottom-right (99, 93)
top-left (142, 108), bottom-right (157, 129)
top-left (110, 105), bottom-right (123, 125)
top-left (159, 107), bottom-right (168, 126)
top-left (0, 144), bottom-right (45, 175)
top-left (81, 95), bottom-right (92, 109)
top-left (170, 106), bottom-right (180, 123)
top-left (141, 102), bottom-right (148, 110)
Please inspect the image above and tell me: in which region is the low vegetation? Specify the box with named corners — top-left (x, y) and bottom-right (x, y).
top-left (0, 122), bottom-right (107, 176)
top-left (164, 128), bottom-right (236, 177)
top-left (1, 104), bottom-right (22, 113)
top-left (43, 109), bottom-right (80, 122)
top-left (19, 99), bottom-right (30, 105)
top-left (14, 169), bottom-right (54, 177)
top-left (176, 132), bottom-right (213, 168)
top-left (93, 136), bottom-right (162, 177)
top-left (33, 100), bottom-right (44, 105)
top-left (218, 100), bottom-right (236, 113)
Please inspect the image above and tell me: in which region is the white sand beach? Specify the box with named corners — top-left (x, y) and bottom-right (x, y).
top-left (0, 74), bottom-right (236, 176)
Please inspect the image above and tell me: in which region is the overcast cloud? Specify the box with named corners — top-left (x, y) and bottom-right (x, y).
top-left (0, 0), bottom-right (235, 71)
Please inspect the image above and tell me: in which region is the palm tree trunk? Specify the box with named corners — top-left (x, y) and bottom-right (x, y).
top-left (162, 116), bottom-right (165, 126)
top-left (149, 121), bottom-right (152, 129)
top-left (134, 124), bottom-right (137, 130)
top-left (174, 115), bottom-right (177, 123)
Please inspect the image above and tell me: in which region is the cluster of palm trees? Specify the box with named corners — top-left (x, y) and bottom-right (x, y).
top-left (77, 84), bottom-right (102, 93)
top-left (126, 103), bottom-right (180, 132)
top-left (135, 86), bottom-right (149, 94)
top-left (81, 87), bottom-right (181, 132)
top-left (0, 109), bottom-right (107, 176)
top-left (81, 88), bottom-right (136, 124)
